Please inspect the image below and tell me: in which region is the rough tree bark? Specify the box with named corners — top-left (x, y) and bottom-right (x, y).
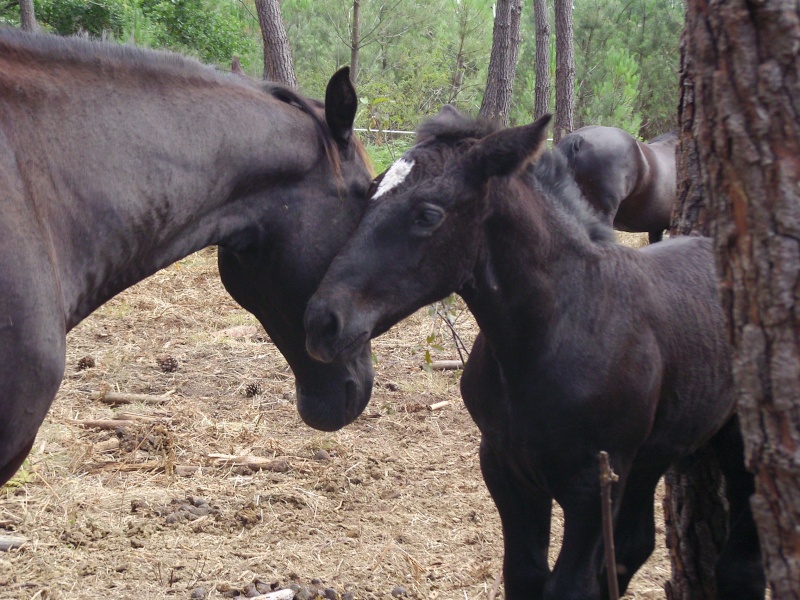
top-left (254, 0), bottom-right (297, 88)
top-left (19, 0), bottom-right (37, 32)
top-left (552, 0), bottom-right (574, 142)
top-left (479, 0), bottom-right (523, 124)
top-left (688, 0), bottom-right (800, 596)
top-left (533, 0), bottom-right (551, 120)
top-left (664, 25), bottom-right (730, 600)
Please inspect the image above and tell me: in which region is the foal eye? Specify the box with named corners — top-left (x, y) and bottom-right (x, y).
top-left (413, 205), bottom-right (445, 229)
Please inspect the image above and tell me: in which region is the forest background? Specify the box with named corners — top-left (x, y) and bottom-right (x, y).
top-left (0, 0), bottom-right (683, 166)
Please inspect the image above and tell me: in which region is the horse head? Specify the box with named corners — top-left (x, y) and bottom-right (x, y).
top-left (218, 68), bottom-right (376, 431)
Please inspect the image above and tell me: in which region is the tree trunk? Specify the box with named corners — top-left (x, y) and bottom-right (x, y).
top-left (533, 0), bottom-right (551, 120)
top-left (552, 0), bottom-right (574, 142)
top-left (687, 0), bottom-right (800, 595)
top-left (254, 0), bottom-right (297, 88)
top-left (479, 0), bottom-right (523, 124)
top-left (19, 0), bottom-right (37, 32)
top-left (664, 23), bottom-right (742, 600)
top-left (350, 0), bottom-right (360, 86)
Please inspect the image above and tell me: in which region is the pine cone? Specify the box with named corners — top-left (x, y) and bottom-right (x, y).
top-left (156, 354), bottom-right (178, 373)
top-left (76, 356), bottom-right (95, 371)
top-left (244, 383), bottom-right (262, 397)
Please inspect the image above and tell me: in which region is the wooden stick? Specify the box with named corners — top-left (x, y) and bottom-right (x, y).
top-left (427, 400), bottom-right (451, 411)
top-left (90, 391), bottom-right (172, 406)
top-left (427, 360), bottom-right (464, 370)
top-left (92, 438), bottom-right (121, 453)
top-left (0, 535), bottom-right (28, 552)
top-left (599, 451), bottom-right (620, 600)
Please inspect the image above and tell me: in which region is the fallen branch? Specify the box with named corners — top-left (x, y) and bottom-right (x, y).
top-left (73, 419), bottom-right (133, 430)
top-left (0, 535), bottom-right (28, 552)
top-left (426, 360), bottom-right (464, 371)
top-left (91, 391), bottom-right (173, 406)
top-left (599, 451), bottom-right (620, 600)
top-left (207, 454), bottom-right (290, 472)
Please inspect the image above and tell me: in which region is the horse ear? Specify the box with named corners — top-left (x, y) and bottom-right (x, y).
top-left (464, 114), bottom-right (552, 183)
top-left (231, 56), bottom-right (244, 75)
top-left (325, 67), bottom-right (357, 146)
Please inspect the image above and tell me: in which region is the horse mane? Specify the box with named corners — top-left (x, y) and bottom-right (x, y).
top-left (417, 109), bottom-right (614, 244)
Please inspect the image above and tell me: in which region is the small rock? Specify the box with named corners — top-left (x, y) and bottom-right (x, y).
top-left (313, 449), bottom-right (330, 461)
top-left (189, 587), bottom-right (208, 599)
top-left (391, 586), bottom-right (407, 597)
top-left (295, 588), bottom-right (313, 600)
top-left (323, 588), bottom-right (339, 600)
top-left (242, 582), bottom-right (260, 597)
top-left (342, 594), bottom-right (355, 600)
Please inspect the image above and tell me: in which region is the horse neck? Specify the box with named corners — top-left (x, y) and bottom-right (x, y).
top-left (460, 178), bottom-right (602, 361)
top-left (4, 62), bottom-right (321, 329)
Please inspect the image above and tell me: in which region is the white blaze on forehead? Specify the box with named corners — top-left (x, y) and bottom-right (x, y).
top-left (372, 158), bottom-right (415, 200)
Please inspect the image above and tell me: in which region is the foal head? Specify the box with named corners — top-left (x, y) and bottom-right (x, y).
top-left (218, 69), bottom-right (376, 432)
top-left (304, 107), bottom-right (551, 364)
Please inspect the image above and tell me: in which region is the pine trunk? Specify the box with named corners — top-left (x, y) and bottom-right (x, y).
top-left (689, 0), bottom-right (800, 595)
top-left (255, 0), bottom-right (297, 89)
top-left (479, 0), bottom-right (523, 124)
top-left (19, 0), bottom-right (37, 32)
top-left (552, 0), bottom-right (574, 142)
top-left (350, 0), bottom-right (360, 86)
top-left (533, 0), bottom-right (551, 120)
top-left (664, 23), bottom-right (738, 600)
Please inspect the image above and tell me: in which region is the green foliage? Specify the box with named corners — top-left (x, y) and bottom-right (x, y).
top-left (140, 0), bottom-right (258, 65)
top-left (33, 0), bottom-right (128, 37)
top-left (4, 0), bottom-right (683, 137)
top-left (583, 46), bottom-right (642, 135)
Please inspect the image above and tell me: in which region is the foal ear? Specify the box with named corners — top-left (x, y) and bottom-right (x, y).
top-left (465, 114), bottom-right (552, 183)
top-left (325, 67), bottom-right (358, 146)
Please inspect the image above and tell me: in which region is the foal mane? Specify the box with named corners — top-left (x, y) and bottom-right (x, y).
top-left (416, 109), bottom-right (614, 244)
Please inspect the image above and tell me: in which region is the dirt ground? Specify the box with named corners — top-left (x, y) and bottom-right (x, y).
top-left (0, 234), bottom-right (670, 600)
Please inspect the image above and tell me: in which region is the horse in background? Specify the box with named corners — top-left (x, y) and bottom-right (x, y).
top-left (0, 28), bottom-right (374, 486)
top-left (304, 107), bottom-right (764, 599)
top-left (558, 125), bottom-right (677, 243)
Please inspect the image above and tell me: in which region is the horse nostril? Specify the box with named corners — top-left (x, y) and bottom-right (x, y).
top-left (322, 309), bottom-right (341, 342)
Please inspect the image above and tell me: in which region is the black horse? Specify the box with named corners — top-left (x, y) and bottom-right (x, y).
top-left (557, 125), bottom-right (677, 243)
top-left (0, 29), bottom-right (374, 486)
top-left (304, 107), bottom-right (764, 599)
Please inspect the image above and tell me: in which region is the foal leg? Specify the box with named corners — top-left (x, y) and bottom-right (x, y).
top-left (711, 418), bottom-right (766, 599)
top-left (480, 440), bottom-right (552, 600)
top-left (648, 230), bottom-right (664, 244)
top-left (544, 462), bottom-right (625, 600)
top-left (603, 467), bottom-right (664, 597)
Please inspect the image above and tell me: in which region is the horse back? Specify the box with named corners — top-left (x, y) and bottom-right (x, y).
top-left (556, 126), bottom-right (643, 222)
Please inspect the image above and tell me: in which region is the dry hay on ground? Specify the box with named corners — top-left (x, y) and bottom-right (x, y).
top-left (1, 234), bottom-right (670, 599)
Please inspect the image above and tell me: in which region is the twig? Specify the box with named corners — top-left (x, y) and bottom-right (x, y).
top-left (599, 451), bottom-right (620, 600)
top-left (488, 567), bottom-right (503, 600)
